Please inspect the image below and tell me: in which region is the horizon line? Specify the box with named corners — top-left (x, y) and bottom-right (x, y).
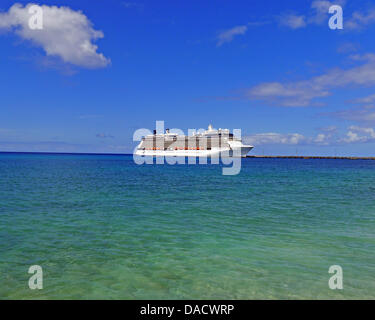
top-left (1, 151), bottom-right (375, 160)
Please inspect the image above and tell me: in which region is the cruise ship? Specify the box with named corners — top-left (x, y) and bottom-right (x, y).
top-left (135, 124), bottom-right (253, 157)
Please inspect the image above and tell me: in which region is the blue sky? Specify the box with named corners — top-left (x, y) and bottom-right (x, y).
top-left (1, 0), bottom-right (375, 155)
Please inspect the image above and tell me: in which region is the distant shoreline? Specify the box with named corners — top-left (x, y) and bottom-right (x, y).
top-left (247, 155), bottom-right (375, 160)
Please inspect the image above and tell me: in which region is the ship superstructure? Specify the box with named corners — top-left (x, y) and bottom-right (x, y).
top-left (135, 124), bottom-right (253, 157)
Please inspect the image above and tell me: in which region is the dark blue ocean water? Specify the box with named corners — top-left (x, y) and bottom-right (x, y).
top-left (0, 153), bottom-right (374, 299)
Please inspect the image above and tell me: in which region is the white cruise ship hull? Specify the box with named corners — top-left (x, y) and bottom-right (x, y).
top-left (135, 145), bottom-right (253, 158)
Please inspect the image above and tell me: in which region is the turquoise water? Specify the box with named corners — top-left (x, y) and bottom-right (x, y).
top-left (0, 153), bottom-right (374, 299)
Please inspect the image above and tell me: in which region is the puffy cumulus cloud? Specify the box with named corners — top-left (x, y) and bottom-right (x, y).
top-left (314, 133), bottom-right (325, 141)
top-left (245, 53), bottom-right (375, 107)
top-left (0, 3), bottom-right (110, 68)
top-left (340, 126), bottom-right (375, 143)
top-left (243, 125), bottom-right (375, 147)
top-left (216, 25), bottom-right (247, 46)
top-left (314, 133), bottom-right (331, 145)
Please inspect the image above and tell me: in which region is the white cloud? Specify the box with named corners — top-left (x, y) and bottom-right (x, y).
top-left (244, 133), bottom-right (307, 145)
top-left (313, 1), bottom-right (375, 31)
top-left (278, 1), bottom-right (375, 32)
top-left (324, 93), bottom-right (375, 123)
top-left (96, 133), bottom-right (114, 138)
top-left (340, 126), bottom-right (375, 143)
top-left (319, 125), bottom-right (337, 133)
top-left (0, 3), bottom-right (110, 68)
top-left (279, 14), bottom-right (306, 29)
top-left (216, 25), bottom-right (247, 46)
top-left (246, 81), bottom-right (329, 107)
top-left (271, 1), bottom-right (375, 31)
top-left (244, 131), bottom-right (335, 146)
top-left (314, 133), bottom-right (327, 144)
top-left (351, 93), bottom-right (375, 104)
top-left (244, 125), bottom-right (375, 147)
top-left (337, 42), bottom-right (359, 54)
top-left (346, 8), bottom-right (375, 30)
top-left (309, 0), bottom-right (339, 24)
top-left (122, 2), bottom-right (144, 9)
top-left (279, 1), bottom-right (345, 29)
top-left (246, 53), bottom-right (375, 107)
top-left (325, 106), bottom-right (375, 123)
